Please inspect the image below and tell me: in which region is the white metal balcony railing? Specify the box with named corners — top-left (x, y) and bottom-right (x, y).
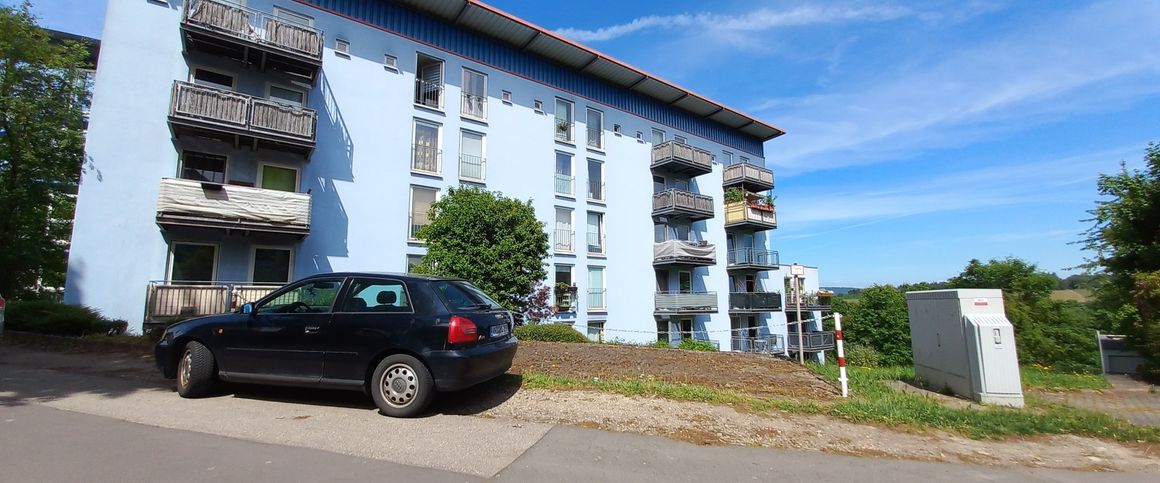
top-left (587, 124), bottom-right (602, 149)
top-left (145, 280), bottom-right (280, 322)
top-left (183, 0), bottom-right (323, 60)
top-left (459, 154), bottom-right (485, 182)
top-left (655, 291), bottom-right (718, 313)
top-left (555, 173), bottom-right (574, 196)
top-left (651, 140), bottom-right (713, 172)
top-left (414, 78), bottom-right (443, 110)
top-left (554, 229), bottom-right (575, 253)
top-left (412, 144), bottom-right (441, 174)
top-left (588, 180), bottom-right (605, 202)
top-left (731, 335), bottom-right (785, 354)
top-left (723, 162), bottom-right (775, 188)
top-left (727, 248), bottom-right (779, 267)
top-left (554, 120), bottom-right (574, 143)
top-left (586, 232), bottom-right (605, 254)
top-left (588, 288), bottom-right (607, 311)
top-left (724, 202), bottom-right (777, 228)
top-left (652, 189), bottom-right (713, 215)
top-left (169, 81), bottom-right (316, 143)
top-left (460, 93), bottom-right (487, 120)
top-left (156, 178), bottom-right (311, 233)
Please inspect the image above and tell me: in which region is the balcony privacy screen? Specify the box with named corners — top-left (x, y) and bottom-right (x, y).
top-left (156, 178), bottom-right (310, 226)
top-left (653, 240), bottom-right (715, 261)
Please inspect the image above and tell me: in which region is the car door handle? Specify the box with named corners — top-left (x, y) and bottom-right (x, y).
top-left (304, 326), bottom-right (321, 334)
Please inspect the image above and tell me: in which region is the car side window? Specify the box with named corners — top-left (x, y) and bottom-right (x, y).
top-left (256, 278), bottom-right (344, 314)
top-left (340, 278), bottom-right (412, 313)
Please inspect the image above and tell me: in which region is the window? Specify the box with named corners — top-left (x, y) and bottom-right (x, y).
top-left (534, 99), bottom-right (543, 113)
top-left (586, 108), bottom-right (603, 149)
top-left (587, 321), bottom-right (606, 341)
top-left (335, 39), bottom-right (350, 57)
top-left (674, 135), bottom-right (687, 145)
top-left (588, 267), bottom-right (605, 311)
top-left (383, 54), bottom-right (398, 70)
top-left (409, 186), bottom-right (438, 240)
top-left (259, 164), bottom-right (298, 192)
top-left (414, 54), bottom-right (444, 109)
top-left (461, 68), bottom-right (487, 120)
top-left (554, 98), bottom-right (574, 143)
top-left (257, 278), bottom-right (343, 314)
top-left (586, 212), bottom-right (605, 255)
top-left (340, 278), bottom-right (411, 313)
top-left (654, 224), bottom-right (665, 243)
top-left (412, 119), bottom-right (441, 174)
top-left (651, 128), bottom-right (665, 145)
top-left (405, 254), bottom-right (423, 273)
top-left (554, 207), bottom-right (574, 253)
top-left (722, 151), bottom-right (734, 165)
top-left (273, 6), bottom-right (314, 26)
top-left (554, 152), bottom-right (573, 196)
top-left (267, 84), bottom-right (306, 106)
top-left (656, 320), bottom-right (670, 343)
top-left (252, 247), bottom-right (292, 283)
top-left (652, 175), bottom-right (665, 193)
top-left (459, 130), bottom-right (485, 182)
top-left (679, 271), bottom-right (693, 293)
top-left (180, 151), bottom-right (226, 184)
top-left (740, 156), bottom-right (750, 165)
top-left (555, 265), bottom-right (574, 311)
top-left (169, 243), bottom-right (217, 283)
top-left (191, 68), bottom-right (234, 90)
top-left (613, 123), bottom-right (621, 135)
top-left (636, 131), bottom-right (644, 141)
top-left (501, 90), bottom-right (512, 103)
top-left (673, 178), bottom-right (690, 191)
top-left (587, 159), bottom-right (604, 202)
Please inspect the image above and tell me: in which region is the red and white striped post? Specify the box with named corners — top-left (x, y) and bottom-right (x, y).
top-left (834, 312), bottom-right (849, 398)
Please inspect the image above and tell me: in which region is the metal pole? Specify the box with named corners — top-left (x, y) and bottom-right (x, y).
top-left (835, 312), bottom-right (848, 397)
top-left (795, 274), bottom-right (804, 365)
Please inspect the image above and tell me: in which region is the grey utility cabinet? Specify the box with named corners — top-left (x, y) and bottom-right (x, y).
top-left (905, 289), bottom-right (1024, 408)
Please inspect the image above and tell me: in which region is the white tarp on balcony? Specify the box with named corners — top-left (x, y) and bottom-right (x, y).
top-left (653, 240), bottom-right (715, 261)
top-left (157, 178), bottom-right (310, 226)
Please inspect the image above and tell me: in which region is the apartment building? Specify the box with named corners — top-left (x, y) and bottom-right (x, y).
top-left (66, 0), bottom-right (832, 355)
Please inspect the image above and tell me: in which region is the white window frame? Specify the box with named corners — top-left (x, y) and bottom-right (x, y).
top-left (265, 82), bottom-right (308, 106)
top-left (534, 99), bottom-right (543, 113)
top-left (586, 211), bottom-right (605, 256)
top-left (408, 185), bottom-right (440, 242)
top-left (554, 151), bottom-right (574, 197)
top-left (458, 129), bottom-right (486, 183)
top-left (554, 206), bottom-right (575, 254)
top-left (586, 158), bottom-right (604, 203)
top-left (179, 150), bottom-right (229, 185)
top-left (460, 68), bottom-right (488, 121)
top-left (678, 270), bottom-right (693, 293)
top-left (415, 53), bottom-right (445, 110)
top-left (249, 245), bottom-right (295, 284)
top-left (411, 118), bottom-right (443, 175)
top-left (585, 107), bottom-right (603, 150)
top-left (651, 128), bottom-right (666, 145)
top-left (554, 98), bottom-right (575, 144)
top-left (272, 6), bottom-right (314, 26)
top-left (740, 156), bottom-right (750, 165)
top-left (587, 266), bottom-right (606, 311)
top-left (383, 54), bottom-right (398, 71)
top-left (674, 135), bottom-right (687, 145)
top-left (722, 151), bottom-right (734, 165)
top-left (167, 241), bottom-right (220, 283)
top-left (501, 90), bottom-right (512, 104)
top-left (335, 39), bottom-right (351, 57)
top-left (189, 65), bottom-right (236, 91)
top-left (256, 161), bottom-right (301, 192)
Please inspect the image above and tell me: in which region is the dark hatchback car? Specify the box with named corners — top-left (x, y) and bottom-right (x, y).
top-left (155, 273), bottom-right (518, 417)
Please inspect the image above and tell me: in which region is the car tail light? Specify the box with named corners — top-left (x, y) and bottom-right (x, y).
top-left (448, 315), bottom-right (478, 344)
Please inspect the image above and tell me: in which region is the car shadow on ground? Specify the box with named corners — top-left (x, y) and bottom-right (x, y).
top-left (223, 373), bottom-right (524, 417)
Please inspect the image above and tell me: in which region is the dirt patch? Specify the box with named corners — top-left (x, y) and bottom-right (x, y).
top-left (511, 341), bottom-right (838, 400)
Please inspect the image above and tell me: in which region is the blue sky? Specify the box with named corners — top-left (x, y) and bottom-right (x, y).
top-left (14, 0), bottom-right (1160, 287)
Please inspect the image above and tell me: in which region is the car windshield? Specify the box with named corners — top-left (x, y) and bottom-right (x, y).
top-left (433, 281), bottom-right (503, 311)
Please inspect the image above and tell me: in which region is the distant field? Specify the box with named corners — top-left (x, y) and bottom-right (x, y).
top-left (1051, 289), bottom-right (1094, 303)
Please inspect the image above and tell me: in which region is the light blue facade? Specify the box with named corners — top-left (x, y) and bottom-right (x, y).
top-left (67, 0), bottom-right (827, 357)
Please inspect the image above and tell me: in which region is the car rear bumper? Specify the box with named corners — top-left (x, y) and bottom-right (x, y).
top-left (426, 337), bottom-right (518, 392)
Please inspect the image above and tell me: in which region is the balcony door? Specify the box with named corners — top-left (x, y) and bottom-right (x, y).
top-left (169, 242), bottom-right (218, 284)
top-left (554, 207), bottom-right (573, 252)
top-left (252, 247), bottom-right (293, 284)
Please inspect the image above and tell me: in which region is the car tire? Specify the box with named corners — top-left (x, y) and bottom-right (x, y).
top-left (176, 341), bottom-right (216, 398)
top-left (370, 354), bottom-right (435, 418)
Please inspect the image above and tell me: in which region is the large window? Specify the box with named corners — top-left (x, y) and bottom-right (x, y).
top-left (252, 247), bottom-right (292, 283)
top-left (586, 108), bottom-right (603, 149)
top-left (554, 98), bottom-right (574, 143)
top-left (412, 119), bottom-right (441, 174)
top-left (191, 68), bottom-right (234, 90)
top-left (459, 130), bottom-right (485, 182)
top-left (554, 152), bottom-right (573, 196)
top-left (587, 266), bottom-right (606, 311)
top-left (587, 159), bottom-right (604, 202)
top-left (340, 278), bottom-right (411, 313)
top-left (586, 212), bottom-right (605, 255)
top-left (554, 207), bottom-right (574, 253)
top-left (461, 68), bottom-right (487, 120)
top-left (180, 151), bottom-right (226, 184)
top-left (651, 128), bottom-right (665, 145)
top-left (722, 151), bottom-right (734, 165)
top-left (409, 186), bottom-right (438, 240)
top-left (259, 164), bottom-right (298, 192)
top-left (273, 6), bottom-right (314, 26)
top-left (679, 271), bottom-right (693, 293)
top-left (414, 54), bottom-right (444, 109)
top-left (169, 242), bottom-right (217, 283)
top-left (267, 84), bottom-right (306, 106)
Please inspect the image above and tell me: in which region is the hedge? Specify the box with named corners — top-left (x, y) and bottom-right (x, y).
top-left (4, 300), bottom-right (127, 337)
top-left (513, 323), bottom-right (589, 343)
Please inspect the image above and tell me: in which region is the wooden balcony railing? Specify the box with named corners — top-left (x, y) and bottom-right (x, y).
top-left (652, 189), bottom-right (714, 219)
top-left (169, 81), bottom-right (316, 146)
top-left (724, 201), bottom-right (777, 230)
top-left (182, 0), bottom-right (323, 61)
top-left (145, 281), bottom-right (279, 323)
top-left (651, 140), bottom-right (713, 175)
top-left (723, 162), bottom-right (775, 191)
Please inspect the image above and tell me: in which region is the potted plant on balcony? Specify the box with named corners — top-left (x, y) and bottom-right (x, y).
top-left (554, 282), bottom-right (577, 311)
top-left (724, 187), bottom-right (745, 205)
top-left (555, 119), bottom-right (570, 136)
top-left (749, 194), bottom-right (776, 212)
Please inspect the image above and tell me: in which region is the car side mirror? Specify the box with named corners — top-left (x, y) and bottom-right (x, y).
top-left (242, 303), bottom-right (254, 315)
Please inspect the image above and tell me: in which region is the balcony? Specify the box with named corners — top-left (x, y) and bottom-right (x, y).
top-left (460, 93), bottom-right (487, 120)
top-left (724, 202), bottom-right (777, 231)
top-left (588, 289), bottom-right (607, 312)
top-left (653, 240), bottom-right (716, 267)
top-left (727, 248), bottom-right (779, 271)
top-left (651, 140), bottom-right (713, 176)
top-left (723, 162), bottom-right (775, 192)
top-left (459, 154), bottom-right (485, 182)
top-left (554, 229), bottom-right (575, 254)
top-left (731, 335), bottom-right (785, 354)
top-left (652, 189), bottom-right (714, 221)
top-left (414, 79), bottom-right (444, 110)
top-left (785, 291), bottom-right (834, 312)
top-left (788, 331), bottom-right (836, 352)
top-left (655, 291), bottom-right (718, 314)
top-left (555, 173), bottom-right (574, 197)
top-left (155, 178), bottom-right (311, 236)
top-left (180, 0), bottom-right (323, 83)
top-left (168, 81), bottom-right (317, 156)
top-left (144, 281), bottom-right (278, 325)
top-left (728, 292), bottom-right (783, 313)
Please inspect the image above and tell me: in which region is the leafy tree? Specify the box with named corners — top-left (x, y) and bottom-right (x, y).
top-left (0, 2), bottom-right (90, 298)
top-left (949, 258), bottom-right (1057, 302)
top-left (832, 285), bottom-right (912, 366)
top-left (413, 187), bottom-right (549, 312)
top-left (1082, 144), bottom-right (1160, 374)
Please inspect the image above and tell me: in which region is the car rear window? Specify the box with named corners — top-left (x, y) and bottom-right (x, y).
top-left (432, 281), bottom-right (502, 311)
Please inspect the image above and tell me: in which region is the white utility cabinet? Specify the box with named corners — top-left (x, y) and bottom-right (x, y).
top-left (905, 289), bottom-right (1024, 408)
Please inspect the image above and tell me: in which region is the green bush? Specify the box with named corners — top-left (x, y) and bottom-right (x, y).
top-left (5, 300), bottom-right (126, 336)
top-left (514, 323), bottom-right (589, 343)
top-left (843, 343), bottom-right (883, 368)
top-left (649, 341), bottom-right (673, 349)
top-left (678, 339), bottom-right (718, 352)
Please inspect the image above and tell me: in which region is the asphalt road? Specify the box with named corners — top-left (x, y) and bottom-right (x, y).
top-left (1, 348), bottom-right (1156, 482)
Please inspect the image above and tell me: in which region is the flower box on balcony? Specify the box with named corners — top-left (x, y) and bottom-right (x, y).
top-left (748, 201), bottom-right (774, 212)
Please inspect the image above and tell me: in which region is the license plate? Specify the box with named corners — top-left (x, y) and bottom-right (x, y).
top-left (489, 323), bottom-right (509, 337)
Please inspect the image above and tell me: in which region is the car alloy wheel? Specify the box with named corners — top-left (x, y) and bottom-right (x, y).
top-left (178, 349), bottom-right (193, 389)
top-left (380, 363), bottom-right (419, 408)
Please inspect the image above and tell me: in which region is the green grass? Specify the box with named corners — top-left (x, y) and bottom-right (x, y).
top-left (1020, 365), bottom-right (1110, 392)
